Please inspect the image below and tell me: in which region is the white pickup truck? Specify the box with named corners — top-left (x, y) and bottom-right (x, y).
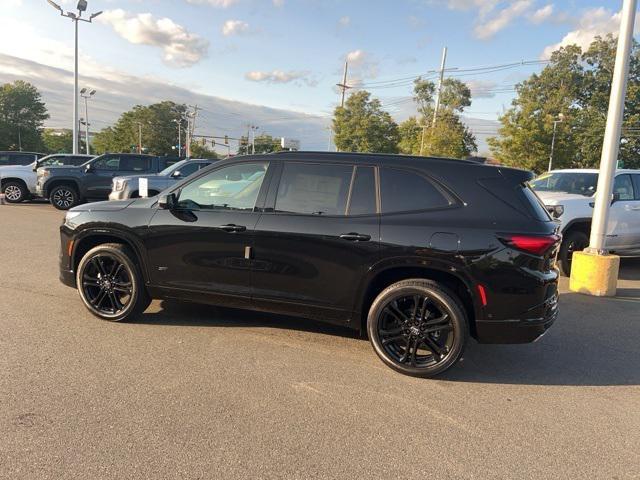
top-left (0, 154), bottom-right (93, 203)
top-left (531, 168), bottom-right (640, 275)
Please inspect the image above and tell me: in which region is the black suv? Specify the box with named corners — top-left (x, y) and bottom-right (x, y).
top-left (59, 152), bottom-right (560, 377)
top-left (36, 153), bottom-right (176, 210)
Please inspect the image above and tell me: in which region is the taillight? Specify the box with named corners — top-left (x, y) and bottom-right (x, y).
top-left (499, 234), bottom-right (560, 256)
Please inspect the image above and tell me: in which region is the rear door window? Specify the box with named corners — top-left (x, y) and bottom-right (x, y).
top-left (275, 163), bottom-right (353, 215)
top-left (633, 175), bottom-right (640, 200)
top-left (380, 167), bottom-right (452, 214)
top-left (120, 156), bottom-right (151, 172)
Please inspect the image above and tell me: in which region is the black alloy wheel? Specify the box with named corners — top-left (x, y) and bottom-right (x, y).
top-left (368, 279), bottom-right (468, 377)
top-left (50, 185), bottom-right (79, 210)
top-left (76, 243), bottom-right (150, 321)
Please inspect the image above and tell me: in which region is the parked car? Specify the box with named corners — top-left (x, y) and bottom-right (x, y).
top-left (531, 168), bottom-right (640, 275)
top-left (36, 153), bottom-right (177, 210)
top-left (0, 154), bottom-right (93, 203)
top-left (109, 159), bottom-right (215, 201)
top-left (0, 151), bottom-right (45, 167)
top-left (59, 152), bottom-right (560, 378)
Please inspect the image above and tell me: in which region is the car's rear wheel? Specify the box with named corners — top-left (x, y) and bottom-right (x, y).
top-left (3, 181), bottom-right (29, 203)
top-left (367, 279), bottom-right (468, 378)
top-left (50, 185), bottom-right (79, 210)
top-left (76, 243), bottom-right (151, 322)
top-left (558, 230), bottom-right (589, 276)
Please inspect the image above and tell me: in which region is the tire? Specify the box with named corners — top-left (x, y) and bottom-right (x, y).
top-left (367, 279), bottom-right (468, 378)
top-left (50, 184), bottom-right (79, 210)
top-left (558, 230), bottom-right (589, 276)
top-left (3, 181), bottom-right (29, 203)
top-left (76, 243), bottom-right (151, 322)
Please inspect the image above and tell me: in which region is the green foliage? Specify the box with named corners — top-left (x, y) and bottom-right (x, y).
top-left (42, 129), bottom-right (73, 154)
top-left (332, 91), bottom-right (399, 153)
top-left (0, 81), bottom-right (49, 151)
top-left (489, 35), bottom-right (640, 172)
top-left (399, 78), bottom-right (476, 158)
top-left (237, 133), bottom-right (284, 155)
top-left (93, 101), bottom-right (187, 156)
top-left (190, 142), bottom-right (219, 159)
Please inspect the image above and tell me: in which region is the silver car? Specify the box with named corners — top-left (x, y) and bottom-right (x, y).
top-left (109, 159), bottom-right (215, 200)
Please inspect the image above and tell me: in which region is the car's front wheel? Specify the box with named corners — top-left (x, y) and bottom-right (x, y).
top-left (50, 185), bottom-right (79, 210)
top-left (76, 243), bottom-right (151, 322)
top-left (3, 181), bottom-right (29, 203)
top-left (367, 279), bottom-right (468, 378)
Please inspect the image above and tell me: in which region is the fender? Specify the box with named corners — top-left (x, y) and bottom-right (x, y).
top-left (70, 226), bottom-right (152, 284)
top-left (352, 255), bottom-right (479, 317)
top-left (561, 217), bottom-right (592, 234)
top-left (43, 177), bottom-right (82, 198)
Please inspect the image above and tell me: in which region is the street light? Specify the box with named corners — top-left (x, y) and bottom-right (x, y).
top-left (548, 113), bottom-right (565, 172)
top-left (173, 119), bottom-right (182, 158)
top-left (80, 88), bottom-right (96, 154)
top-left (46, 1), bottom-right (102, 155)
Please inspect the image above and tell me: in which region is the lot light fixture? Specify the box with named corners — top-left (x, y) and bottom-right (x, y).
top-left (45, 0), bottom-right (101, 155)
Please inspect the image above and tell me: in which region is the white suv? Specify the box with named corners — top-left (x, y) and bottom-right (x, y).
top-left (531, 169), bottom-right (640, 275)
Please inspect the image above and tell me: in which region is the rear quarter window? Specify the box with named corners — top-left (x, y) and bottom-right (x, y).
top-left (380, 167), bottom-right (453, 214)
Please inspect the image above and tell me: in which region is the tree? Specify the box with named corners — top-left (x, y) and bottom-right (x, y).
top-left (190, 142), bottom-right (219, 159)
top-left (0, 81), bottom-right (49, 151)
top-left (398, 77), bottom-right (476, 158)
top-left (332, 91), bottom-right (399, 153)
top-left (93, 101), bottom-right (187, 156)
top-left (489, 35), bottom-right (640, 172)
top-left (237, 133), bottom-right (283, 155)
top-left (42, 129), bottom-right (73, 154)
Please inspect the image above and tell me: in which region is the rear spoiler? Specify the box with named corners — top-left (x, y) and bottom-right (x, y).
top-left (497, 167), bottom-right (535, 184)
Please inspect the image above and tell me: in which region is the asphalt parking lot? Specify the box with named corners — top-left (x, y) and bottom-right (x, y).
top-left (1, 202), bottom-right (640, 479)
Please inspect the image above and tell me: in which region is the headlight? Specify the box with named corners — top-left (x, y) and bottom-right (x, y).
top-left (546, 205), bottom-right (564, 218)
top-left (40, 170), bottom-right (51, 177)
top-left (64, 211), bottom-right (82, 227)
top-left (114, 179), bottom-right (126, 191)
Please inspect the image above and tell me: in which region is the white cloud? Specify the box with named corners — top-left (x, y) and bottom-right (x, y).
top-left (338, 16), bottom-right (351, 27)
top-left (541, 7), bottom-right (637, 59)
top-left (222, 19), bottom-right (250, 36)
top-left (273, 0), bottom-right (285, 7)
top-left (345, 49), bottom-right (378, 79)
top-left (185, 0), bottom-right (240, 7)
top-left (245, 70), bottom-right (317, 86)
top-left (467, 80), bottom-right (499, 98)
top-left (530, 4), bottom-right (554, 24)
top-left (474, 0), bottom-right (533, 39)
top-left (99, 10), bottom-right (209, 68)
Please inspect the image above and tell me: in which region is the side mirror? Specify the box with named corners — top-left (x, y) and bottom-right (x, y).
top-left (84, 163), bottom-right (93, 173)
top-left (612, 192), bottom-right (621, 204)
top-left (171, 170), bottom-right (182, 178)
top-left (158, 193), bottom-right (177, 210)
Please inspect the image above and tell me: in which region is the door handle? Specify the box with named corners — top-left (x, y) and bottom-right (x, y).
top-left (340, 232), bottom-right (371, 242)
top-left (218, 224), bottom-right (246, 233)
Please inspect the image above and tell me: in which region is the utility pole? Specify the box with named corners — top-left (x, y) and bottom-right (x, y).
top-left (432, 46), bottom-right (448, 128)
top-left (336, 60), bottom-right (351, 108)
top-left (251, 125), bottom-right (259, 154)
top-left (186, 105), bottom-right (200, 158)
top-left (137, 123), bottom-right (142, 154)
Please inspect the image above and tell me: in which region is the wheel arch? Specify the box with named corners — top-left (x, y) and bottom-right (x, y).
top-left (357, 261), bottom-right (478, 338)
top-left (71, 229), bottom-right (150, 284)
top-left (562, 218), bottom-right (591, 236)
top-left (44, 178), bottom-right (81, 198)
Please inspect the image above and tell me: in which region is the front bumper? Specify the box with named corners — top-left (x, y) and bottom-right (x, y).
top-left (475, 293), bottom-right (559, 343)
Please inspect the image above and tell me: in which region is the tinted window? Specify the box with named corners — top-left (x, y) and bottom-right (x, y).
top-left (614, 174), bottom-right (635, 200)
top-left (380, 167), bottom-right (452, 213)
top-left (633, 175), bottom-right (640, 200)
top-left (93, 155), bottom-right (121, 170)
top-left (177, 162), bottom-right (268, 211)
top-left (121, 156), bottom-right (151, 172)
top-left (0, 153), bottom-right (34, 166)
top-left (530, 172), bottom-right (598, 196)
top-left (177, 162), bottom-right (200, 177)
top-left (348, 166), bottom-right (377, 215)
top-left (276, 163), bottom-right (353, 215)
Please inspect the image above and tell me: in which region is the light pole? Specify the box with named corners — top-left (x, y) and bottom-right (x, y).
top-left (173, 119), bottom-right (182, 158)
top-left (548, 113), bottom-right (564, 172)
top-left (80, 88), bottom-right (96, 154)
top-left (251, 125), bottom-right (259, 154)
top-left (46, 1), bottom-right (102, 154)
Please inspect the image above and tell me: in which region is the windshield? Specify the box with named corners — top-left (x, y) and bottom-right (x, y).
top-left (530, 172), bottom-right (598, 196)
top-left (159, 160), bottom-right (187, 176)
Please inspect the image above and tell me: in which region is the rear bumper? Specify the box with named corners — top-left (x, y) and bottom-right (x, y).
top-left (475, 293), bottom-right (559, 343)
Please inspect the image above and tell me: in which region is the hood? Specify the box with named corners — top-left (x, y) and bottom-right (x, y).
top-left (535, 191), bottom-right (593, 204)
top-left (114, 173), bottom-right (163, 182)
top-left (70, 199), bottom-right (136, 212)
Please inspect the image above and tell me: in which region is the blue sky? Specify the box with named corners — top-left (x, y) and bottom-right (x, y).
top-left (0, 0), bottom-right (633, 151)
